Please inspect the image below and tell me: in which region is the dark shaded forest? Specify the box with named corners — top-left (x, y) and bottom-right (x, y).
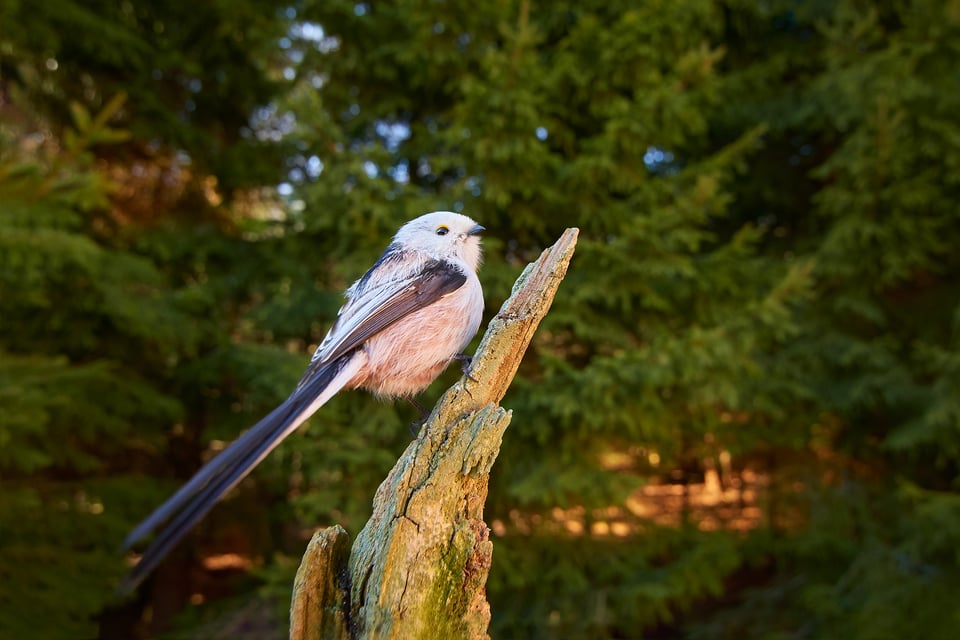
top-left (1, 1), bottom-right (959, 638)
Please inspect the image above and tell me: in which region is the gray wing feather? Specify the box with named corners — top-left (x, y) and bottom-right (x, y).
top-left (297, 258), bottom-right (466, 387)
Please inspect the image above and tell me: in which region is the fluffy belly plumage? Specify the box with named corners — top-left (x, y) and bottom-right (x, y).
top-left (354, 278), bottom-right (483, 398)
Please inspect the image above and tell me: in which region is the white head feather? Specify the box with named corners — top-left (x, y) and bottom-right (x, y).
top-left (393, 211), bottom-right (484, 272)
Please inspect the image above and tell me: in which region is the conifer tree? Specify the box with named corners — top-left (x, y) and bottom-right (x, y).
top-left (2, 0), bottom-right (958, 638)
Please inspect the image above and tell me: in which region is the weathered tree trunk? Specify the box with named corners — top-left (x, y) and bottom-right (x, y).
top-left (290, 228), bottom-right (579, 640)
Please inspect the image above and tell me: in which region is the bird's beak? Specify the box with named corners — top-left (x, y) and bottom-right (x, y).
top-left (467, 224), bottom-right (485, 237)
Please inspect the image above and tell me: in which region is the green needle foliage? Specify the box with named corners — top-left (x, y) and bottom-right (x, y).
top-left (1, 0), bottom-right (958, 638)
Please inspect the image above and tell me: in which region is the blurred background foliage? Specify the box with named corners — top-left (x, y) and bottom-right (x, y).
top-left (1, 0), bottom-right (959, 638)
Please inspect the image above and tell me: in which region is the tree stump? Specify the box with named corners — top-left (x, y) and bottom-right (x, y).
top-left (290, 228), bottom-right (579, 640)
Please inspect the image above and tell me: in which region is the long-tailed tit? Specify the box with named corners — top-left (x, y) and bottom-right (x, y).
top-left (121, 211), bottom-right (485, 590)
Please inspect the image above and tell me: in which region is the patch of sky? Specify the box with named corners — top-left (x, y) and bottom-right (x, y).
top-left (375, 121), bottom-right (411, 152)
top-left (306, 155), bottom-right (324, 179)
top-left (643, 146), bottom-right (676, 173)
top-left (250, 104), bottom-right (296, 142)
top-left (289, 21), bottom-right (339, 53)
top-left (390, 160), bottom-right (410, 184)
top-left (643, 146), bottom-right (672, 166)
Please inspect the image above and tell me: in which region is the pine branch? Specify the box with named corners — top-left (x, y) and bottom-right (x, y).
top-left (290, 228), bottom-right (579, 640)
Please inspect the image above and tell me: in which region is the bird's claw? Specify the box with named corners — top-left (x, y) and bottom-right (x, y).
top-left (407, 397), bottom-right (430, 436)
top-left (454, 353), bottom-right (478, 382)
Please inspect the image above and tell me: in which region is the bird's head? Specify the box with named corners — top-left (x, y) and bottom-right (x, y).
top-left (394, 211), bottom-right (485, 271)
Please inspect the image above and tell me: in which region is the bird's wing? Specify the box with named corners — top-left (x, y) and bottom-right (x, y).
top-left (297, 258), bottom-right (467, 387)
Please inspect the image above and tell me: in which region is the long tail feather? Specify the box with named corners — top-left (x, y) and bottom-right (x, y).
top-left (120, 352), bottom-right (362, 592)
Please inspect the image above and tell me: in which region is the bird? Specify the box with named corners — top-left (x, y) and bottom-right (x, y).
top-left (121, 211), bottom-right (485, 591)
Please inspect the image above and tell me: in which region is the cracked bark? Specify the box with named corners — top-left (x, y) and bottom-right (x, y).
top-left (290, 228), bottom-right (579, 640)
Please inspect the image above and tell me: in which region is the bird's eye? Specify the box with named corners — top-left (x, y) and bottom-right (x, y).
top-left (436, 225), bottom-right (449, 236)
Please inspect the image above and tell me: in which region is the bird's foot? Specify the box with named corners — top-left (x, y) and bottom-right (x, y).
top-left (454, 353), bottom-right (478, 382)
top-left (407, 396), bottom-right (430, 436)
